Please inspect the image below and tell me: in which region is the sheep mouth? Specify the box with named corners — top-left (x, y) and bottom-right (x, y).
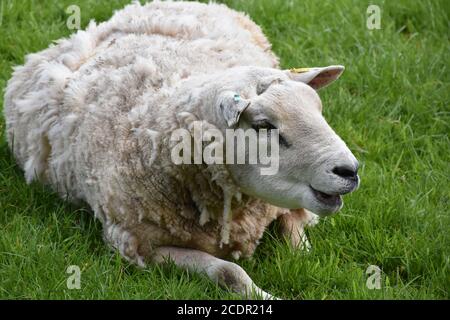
top-left (310, 186), bottom-right (342, 207)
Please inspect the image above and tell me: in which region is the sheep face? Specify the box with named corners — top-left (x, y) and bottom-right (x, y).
top-left (215, 67), bottom-right (359, 216)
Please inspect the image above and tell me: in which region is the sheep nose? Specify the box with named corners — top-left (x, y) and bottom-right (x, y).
top-left (332, 165), bottom-right (358, 181)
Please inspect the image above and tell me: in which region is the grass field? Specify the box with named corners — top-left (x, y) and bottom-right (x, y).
top-left (0, 0), bottom-right (449, 299)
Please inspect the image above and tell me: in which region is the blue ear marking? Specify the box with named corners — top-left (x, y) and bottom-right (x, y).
top-left (233, 94), bottom-right (241, 102)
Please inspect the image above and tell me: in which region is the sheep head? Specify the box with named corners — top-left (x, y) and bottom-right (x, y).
top-left (188, 66), bottom-right (359, 216)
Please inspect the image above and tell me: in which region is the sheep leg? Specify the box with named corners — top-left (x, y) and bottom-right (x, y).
top-left (152, 246), bottom-right (278, 300)
top-left (278, 208), bottom-right (319, 251)
top-left (103, 222), bottom-right (146, 267)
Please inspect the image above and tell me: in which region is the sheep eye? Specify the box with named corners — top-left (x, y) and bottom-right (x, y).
top-left (251, 120), bottom-right (290, 148)
top-left (251, 120), bottom-right (276, 131)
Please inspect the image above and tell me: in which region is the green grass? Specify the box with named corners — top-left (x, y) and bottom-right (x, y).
top-left (0, 0), bottom-right (449, 299)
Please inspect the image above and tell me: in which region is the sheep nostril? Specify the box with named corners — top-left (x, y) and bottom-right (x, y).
top-left (332, 166), bottom-right (358, 180)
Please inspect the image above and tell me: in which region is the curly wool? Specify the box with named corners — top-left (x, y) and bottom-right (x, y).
top-left (4, 1), bottom-right (284, 262)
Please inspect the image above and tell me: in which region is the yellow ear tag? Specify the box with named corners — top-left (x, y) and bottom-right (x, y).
top-left (289, 67), bottom-right (311, 73)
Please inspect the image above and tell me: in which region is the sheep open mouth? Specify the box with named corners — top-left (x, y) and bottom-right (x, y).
top-left (310, 186), bottom-right (342, 207)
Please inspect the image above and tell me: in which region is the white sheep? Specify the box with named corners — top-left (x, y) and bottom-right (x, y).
top-left (3, 1), bottom-right (359, 299)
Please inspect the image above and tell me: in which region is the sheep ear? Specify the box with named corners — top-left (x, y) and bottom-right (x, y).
top-left (257, 76), bottom-right (283, 94)
top-left (219, 91), bottom-right (251, 127)
top-left (285, 65), bottom-right (345, 90)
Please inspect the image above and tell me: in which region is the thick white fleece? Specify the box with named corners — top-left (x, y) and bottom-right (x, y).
top-left (4, 1), bottom-right (283, 262)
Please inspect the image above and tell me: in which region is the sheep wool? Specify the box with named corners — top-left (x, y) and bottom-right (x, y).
top-left (4, 1), bottom-right (286, 263)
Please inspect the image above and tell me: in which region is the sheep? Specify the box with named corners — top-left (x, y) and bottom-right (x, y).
top-left (3, 1), bottom-right (359, 299)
